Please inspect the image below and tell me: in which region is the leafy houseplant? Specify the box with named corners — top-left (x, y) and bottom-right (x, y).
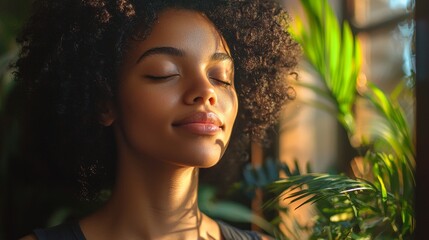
top-left (263, 0), bottom-right (415, 239)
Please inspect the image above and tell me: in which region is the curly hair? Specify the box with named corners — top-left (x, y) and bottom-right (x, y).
top-left (14, 0), bottom-right (300, 199)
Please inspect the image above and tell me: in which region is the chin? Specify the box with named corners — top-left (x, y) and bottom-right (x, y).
top-left (189, 153), bottom-right (223, 168)
top-left (198, 158), bottom-right (221, 169)
top-left (178, 149), bottom-right (224, 169)
top-left (168, 139), bottom-right (223, 166)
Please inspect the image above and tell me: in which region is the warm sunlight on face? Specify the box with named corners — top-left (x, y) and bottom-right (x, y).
top-left (111, 9), bottom-right (238, 168)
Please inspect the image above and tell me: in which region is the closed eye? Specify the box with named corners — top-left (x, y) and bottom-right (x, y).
top-left (145, 74), bottom-right (179, 80)
top-left (210, 77), bottom-right (232, 86)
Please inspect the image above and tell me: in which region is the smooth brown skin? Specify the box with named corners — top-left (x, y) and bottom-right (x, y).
top-left (22, 9), bottom-right (241, 240)
top-left (82, 9), bottom-right (239, 240)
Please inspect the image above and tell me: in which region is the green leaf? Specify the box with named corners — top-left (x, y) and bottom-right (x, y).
top-left (376, 175), bottom-right (388, 203)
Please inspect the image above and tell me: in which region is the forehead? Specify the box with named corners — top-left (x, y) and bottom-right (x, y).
top-left (153, 9), bottom-right (219, 40)
top-left (123, 9), bottom-right (230, 64)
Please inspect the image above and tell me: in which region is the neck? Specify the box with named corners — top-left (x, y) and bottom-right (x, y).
top-left (81, 152), bottom-right (220, 240)
top-left (115, 157), bottom-right (200, 211)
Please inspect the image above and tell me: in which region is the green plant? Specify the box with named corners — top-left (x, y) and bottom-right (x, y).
top-left (265, 0), bottom-right (415, 239)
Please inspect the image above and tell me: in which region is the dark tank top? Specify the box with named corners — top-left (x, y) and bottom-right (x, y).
top-left (33, 221), bottom-right (262, 240)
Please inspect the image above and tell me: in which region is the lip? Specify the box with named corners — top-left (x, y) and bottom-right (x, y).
top-left (172, 112), bottom-right (224, 136)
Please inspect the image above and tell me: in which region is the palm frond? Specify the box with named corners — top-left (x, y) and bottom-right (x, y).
top-left (266, 174), bottom-right (381, 209)
top-left (289, 0), bottom-right (360, 134)
top-left (272, 0), bottom-right (415, 238)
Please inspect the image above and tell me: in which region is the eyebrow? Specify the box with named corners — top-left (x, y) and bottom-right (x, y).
top-left (136, 46), bottom-right (234, 64)
top-left (136, 47), bottom-right (184, 63)
top-left (211, 52), bottom-right (233, 63)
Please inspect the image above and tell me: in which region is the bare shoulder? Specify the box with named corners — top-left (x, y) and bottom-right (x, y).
top-left (18, 234), bottom-right (38, 240)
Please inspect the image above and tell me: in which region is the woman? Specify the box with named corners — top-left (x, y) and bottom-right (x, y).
top-left (15, 0), bottom-right (300, 239)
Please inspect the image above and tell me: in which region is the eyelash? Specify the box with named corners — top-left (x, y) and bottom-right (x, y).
top-left (145, 74), bottom-right (178, 80)
top-left (210, 77), bottom-right (232, 86)
top-left (145, 75), bottom-right (232, 86)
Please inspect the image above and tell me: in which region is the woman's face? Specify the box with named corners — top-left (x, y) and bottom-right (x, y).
top-left (109, 9), bottom-right (238, 168)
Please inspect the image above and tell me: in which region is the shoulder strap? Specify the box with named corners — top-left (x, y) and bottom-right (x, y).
top-left (217, 220), bottom-right (261, 240)
top-left (33, 222), bottom-right (86, 240)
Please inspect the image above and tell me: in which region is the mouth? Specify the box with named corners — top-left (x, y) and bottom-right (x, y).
top-left (172, 112), bottom-right (224, 136)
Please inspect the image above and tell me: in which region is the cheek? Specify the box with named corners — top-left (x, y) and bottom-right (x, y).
top-left (114, 87), bottom-right (178, 154)
top-left (119, 84), bottom-right (177, 117)
top-left (219, 89), bottom-right (238, 127)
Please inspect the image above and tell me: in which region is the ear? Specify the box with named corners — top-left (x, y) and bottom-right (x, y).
top-left (99, 101), bottom-right (116, 127)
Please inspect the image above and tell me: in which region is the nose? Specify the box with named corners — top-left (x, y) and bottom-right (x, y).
top-left (183, 74), bottom-right (217, 106)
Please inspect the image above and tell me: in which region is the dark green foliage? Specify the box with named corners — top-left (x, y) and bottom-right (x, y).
top-left (263, 0), bottom-right (415, 239)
